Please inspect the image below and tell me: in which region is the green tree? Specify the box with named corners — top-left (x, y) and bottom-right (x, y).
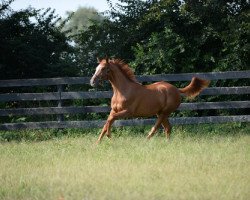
top-left (62, 7), bottom-right (104, 36)
top-left (0, 0), bottom-right (78, 79)
top-left (75, 0), bottom-right (154, 76)
top-left (132, 0), bottom-right (250, 74)
top-left (76, 0), bottom-right (249, 76)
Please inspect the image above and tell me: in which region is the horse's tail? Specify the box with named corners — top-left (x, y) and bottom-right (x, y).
top-left (179, 77), bottom-right (210, 99)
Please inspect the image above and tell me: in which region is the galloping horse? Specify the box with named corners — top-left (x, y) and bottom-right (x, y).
top-left (90, 58), bottom-right (210, 144)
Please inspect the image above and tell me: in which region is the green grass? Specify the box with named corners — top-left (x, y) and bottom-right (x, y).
top-left (0, 123), bottom-right (249, 200)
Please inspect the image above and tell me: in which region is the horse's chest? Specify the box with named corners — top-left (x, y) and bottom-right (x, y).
top-left (111, 95), bottom-right (128, 112)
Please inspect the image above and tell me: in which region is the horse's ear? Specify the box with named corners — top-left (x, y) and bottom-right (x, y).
top-left (97, 57), bottom-right (101, 63)
top-left (105, 55), bottom-right (109, 63)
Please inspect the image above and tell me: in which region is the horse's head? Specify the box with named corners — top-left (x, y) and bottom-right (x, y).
top-left (90, 57), bottom-right (111, 87)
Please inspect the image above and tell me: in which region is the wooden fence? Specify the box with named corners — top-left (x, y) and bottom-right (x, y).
top-left (0, 70), bottom-right (249, 130)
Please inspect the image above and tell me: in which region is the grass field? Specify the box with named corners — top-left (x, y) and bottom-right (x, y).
top-left (0, 123), bottom-right (249, 200)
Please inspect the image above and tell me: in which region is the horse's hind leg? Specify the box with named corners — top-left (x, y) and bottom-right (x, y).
top-left (161, 118), bottom-right (171, 140)
top-left (147, 115), bottom-right (165, 139)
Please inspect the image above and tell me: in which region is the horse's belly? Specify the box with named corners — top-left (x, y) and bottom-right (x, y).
top-left (133, 98), bottom-right (163, 117)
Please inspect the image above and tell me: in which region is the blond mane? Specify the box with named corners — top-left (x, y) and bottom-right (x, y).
top-left (110, 59), bottom-right (138, 83)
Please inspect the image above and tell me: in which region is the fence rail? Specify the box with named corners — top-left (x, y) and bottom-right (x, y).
top-left (1, 116), bottom-right (249, 131)
top-left (0, 70), bottom-right (249, 87)
top-left (0, 101), bottom-right (249, 116)
top-left (0, 87), bottom-right (249, 102)
top-left (0, 70), bottom-right (249, 130)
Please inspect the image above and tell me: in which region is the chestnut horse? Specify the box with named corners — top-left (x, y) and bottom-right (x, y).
top-left (90, 58), bottom-right (210, 144)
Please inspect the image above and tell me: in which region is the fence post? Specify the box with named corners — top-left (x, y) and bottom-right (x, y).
top-left (57, 85), bottom-right (64, 122)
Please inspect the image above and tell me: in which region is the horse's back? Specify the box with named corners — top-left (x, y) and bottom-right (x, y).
top-left (127, 81), bottom-right (181, 116)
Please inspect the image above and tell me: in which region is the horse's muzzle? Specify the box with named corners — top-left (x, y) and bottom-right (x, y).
top-left (90, 76), bottom-right (99, 87)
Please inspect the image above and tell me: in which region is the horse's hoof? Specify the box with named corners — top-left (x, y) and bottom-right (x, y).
top-left (95, 140), bottom-right (100, 145)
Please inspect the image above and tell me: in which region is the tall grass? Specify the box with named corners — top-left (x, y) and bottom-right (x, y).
top-left (0, 123), bottom-right (249, 200)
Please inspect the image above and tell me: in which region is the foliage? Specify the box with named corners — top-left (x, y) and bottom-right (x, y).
top-left (62, 7), bottom-right (104, 37)
top-left (76, 0), bottom-right (249, 75)
top-left (1, 0), bottom-right (248, 78)
top-left (75, 0), bottom-right (152, 75)
top-left (0, 0), bottom-right (78, 79)
top-left (132, 0), bottom-right (250, 74)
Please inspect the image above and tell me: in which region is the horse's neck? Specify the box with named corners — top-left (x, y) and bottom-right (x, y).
top-left (109, 65), bottom-right (133, 94)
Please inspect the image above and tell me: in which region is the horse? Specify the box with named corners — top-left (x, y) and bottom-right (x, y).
top-left (90, 58), bottom-right (210, 144)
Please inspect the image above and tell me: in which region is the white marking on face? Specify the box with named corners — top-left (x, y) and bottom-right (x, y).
top-left (94, 63), bottom-right (103, 76)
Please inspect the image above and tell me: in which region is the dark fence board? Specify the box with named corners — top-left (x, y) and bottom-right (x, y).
top-left (0, 87), bottom-right (249, 102)
top-left (64, 87), bottom-right (250, 99)
top-left (0, 92), bottom-right (60, 102)
top-left (200, 87), bottom-right (250, 95)
top-left (1, 70), bottom-right (249, 87)
top-left (0, 77), bottom-right (90, 87)
top-left (0, 115), bottom-right (249, 130)
top-left (61, 91), bottom-right (112, 100)
top-left (179, 101), bottom-right (250, 110)
top-left (0, 101), bottom-right (249, 116)
top-left (137, 70), bottom-right (250, 82)
top-left (0, 106), bottom-right (110, 116)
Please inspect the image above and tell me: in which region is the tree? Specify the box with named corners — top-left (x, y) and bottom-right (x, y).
top-left (62, 7), bottom-right (104, 36)
top-left (75, 0), bottom-right (154, 76)
top-left (0, 0), bottom-right (78, 79)
top-left (76, 0), bottom-right (249, 76)
top-left (132, 0), bottom-right (250, 73)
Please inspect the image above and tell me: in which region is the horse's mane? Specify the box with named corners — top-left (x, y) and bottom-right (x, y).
top-left (110, 59), bottom-right (139, 83)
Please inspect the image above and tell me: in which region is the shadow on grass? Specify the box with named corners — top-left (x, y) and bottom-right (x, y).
top-left (0, 122), bottom-right (249, 142)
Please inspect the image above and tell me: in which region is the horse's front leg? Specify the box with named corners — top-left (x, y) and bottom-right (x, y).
top-left (105, 110), bottom-right (116, 138)
top-left (96, 109), bottom-right (130, 144)
top-left (96, 111), bottom-right (115, 144)
top-left (96, 121), bottom-right (109, 143)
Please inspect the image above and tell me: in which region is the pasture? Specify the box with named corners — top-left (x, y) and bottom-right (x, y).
top-left (0, 123), bottom-right (249, 200)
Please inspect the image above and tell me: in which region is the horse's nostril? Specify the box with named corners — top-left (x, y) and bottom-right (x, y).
top-left (90, 76), bottom-right (99, 87)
